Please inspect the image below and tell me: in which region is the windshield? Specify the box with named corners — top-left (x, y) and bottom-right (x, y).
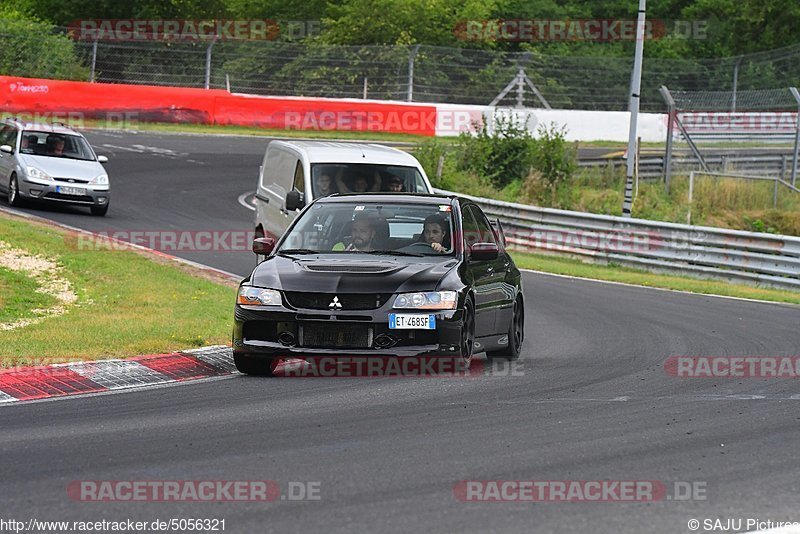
top-left (310, 164), bottom-right (428, 198)
top-left (20, 131), bottom-right (96, 161)
top-left (279, 201), bottom-right (456, 256)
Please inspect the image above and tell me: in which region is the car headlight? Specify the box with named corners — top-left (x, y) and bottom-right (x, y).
top-left (90, 174), bottom-right (108, 185)
top-left (237, 286), bottom-right (282, 307)
top-left (393, 291), bottom-right (457, 310)
top-left (26, 167), bottom-right (52, 182)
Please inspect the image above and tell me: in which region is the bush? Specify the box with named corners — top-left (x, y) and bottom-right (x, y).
top-left (456, 113), bottom-right (536, 189)
top-left (532, 123), bottom-right (577, 190)
top-left (0, 10), bottom-right (90, 81)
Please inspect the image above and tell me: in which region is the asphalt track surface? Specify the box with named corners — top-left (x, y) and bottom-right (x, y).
top-left (2, 131), bottom-right (800, 533)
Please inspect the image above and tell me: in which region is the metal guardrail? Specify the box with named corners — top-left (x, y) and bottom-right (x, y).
top-left (580, 153), bottom-right (798, 179)
top-left (436, 188), bottom-right (800, 290)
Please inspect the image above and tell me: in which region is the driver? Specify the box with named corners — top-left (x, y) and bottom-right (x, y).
top-left (420, 214), bottom-right (450, 253)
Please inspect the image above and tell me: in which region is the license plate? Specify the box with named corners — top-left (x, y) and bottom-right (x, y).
top-left (389, 314), bottom-right (436, 330)
top-left (56, 185), bottom-right (85, 196)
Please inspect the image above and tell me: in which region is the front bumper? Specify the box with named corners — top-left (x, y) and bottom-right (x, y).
top-left (19, 178), bottom-right (110, 208)
top-left (233, 302), bottom-right (464, 359)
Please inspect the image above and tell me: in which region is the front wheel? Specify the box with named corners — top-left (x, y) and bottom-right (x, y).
top-left (486, 296), bottom-right (524, 361)
top-left (234, 353), bottom-right (277, 376)
top-left (8, 174), bottom-right (21, 207)
top-left (458, 297), bottom-right (476, 368)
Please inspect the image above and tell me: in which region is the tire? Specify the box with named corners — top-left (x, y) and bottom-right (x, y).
top-left (234, 353), bottom-right (276, 376)
top-left (458, 297), bottom-right (476, 368)
top-left (91, 203), bottom-right (109, 216)
top-left (487, 296), bottom-right (524, 361)
top-left (7, 174), bottom-right (21, 207)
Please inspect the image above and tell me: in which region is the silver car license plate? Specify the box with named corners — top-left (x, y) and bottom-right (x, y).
top-left (56, 185), bottom-right (86, 196)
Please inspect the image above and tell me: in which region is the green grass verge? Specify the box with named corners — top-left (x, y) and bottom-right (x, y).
top-left (0, 266), bottom-right (55, 324)
top-left (0, 214), bottom-right (237, 366)
top-left (83, 120), bottom-right (451, 144)
top-left (511, 251), bottom-right (800, 305)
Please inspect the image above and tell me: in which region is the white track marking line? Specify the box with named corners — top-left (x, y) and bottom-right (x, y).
top-left (519, 268), bottom-right (800, 308)
top-left (238, 191), bottom-right (256, 211)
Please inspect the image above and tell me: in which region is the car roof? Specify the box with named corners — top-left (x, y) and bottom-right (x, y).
top-left (315, 192), bottom-right (466, 206)
top-left (2, 118), bottom-right (82, 136)
top-left (271, 140), bottom-right (421, 166)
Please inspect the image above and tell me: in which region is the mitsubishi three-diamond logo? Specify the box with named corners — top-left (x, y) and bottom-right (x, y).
top-left (329, 296), bottom-right (342, 309)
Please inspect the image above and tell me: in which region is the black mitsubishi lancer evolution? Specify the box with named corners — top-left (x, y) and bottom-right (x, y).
top-left (232, 193), bottom-right (524, 376)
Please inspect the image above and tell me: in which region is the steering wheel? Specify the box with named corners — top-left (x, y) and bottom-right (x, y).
top-left (403, 241), bottom-right (447, 253)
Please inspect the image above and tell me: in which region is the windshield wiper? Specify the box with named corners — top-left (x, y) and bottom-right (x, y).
top-left (365, 250), bottom-right (425, 257)
top-left (277, 248), bottom-right (320, 255)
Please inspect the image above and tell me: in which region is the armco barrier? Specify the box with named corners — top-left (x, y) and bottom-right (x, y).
top-left (436, 189), bottom-right (800, 290)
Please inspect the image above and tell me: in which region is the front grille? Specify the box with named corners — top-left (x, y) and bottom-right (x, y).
top-left (53, 177), bottom-right (90, 184)
top-left (301, 324), bottom-right (372, 348)
top-left (284, 292), bottom-right (391, 310)
top-left (43, 192), bottom-right (95, 204)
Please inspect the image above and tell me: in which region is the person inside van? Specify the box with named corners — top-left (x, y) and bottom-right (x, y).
top-left (316, 172), bottom-right (336, 197)
top-left (335, 169), bottom-right (382, 193)
top-left (386, 174), bottom-right (404, 192)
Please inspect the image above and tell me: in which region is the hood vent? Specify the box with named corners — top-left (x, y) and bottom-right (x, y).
top-left (302, 262), bottom-right (397, 274)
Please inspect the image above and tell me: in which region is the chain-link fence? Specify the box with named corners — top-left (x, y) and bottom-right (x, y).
top-left (3, 21), bottom-right (800, 112)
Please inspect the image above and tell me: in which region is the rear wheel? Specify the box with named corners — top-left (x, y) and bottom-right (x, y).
top-left (458, 297), bottom-right (476, 368)
top-left (234, 354), bottom-right (277, 376)
top-left (486, 296), bottom-right (524, 361)
top-left (7, 174), bottom-right (21, 207)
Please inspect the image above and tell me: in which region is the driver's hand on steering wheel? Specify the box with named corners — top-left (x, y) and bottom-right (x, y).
top-left (430, 242), bottom-right (444, 252)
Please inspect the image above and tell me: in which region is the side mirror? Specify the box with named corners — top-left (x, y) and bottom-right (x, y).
top-left (97, 155), bottom-right (108, 163)
top-left (0, 145), bottom-right (13, 154)
top-left (252, 237), bottom-right (275, 256)
top-left (470, 242), bottom-right (499, 261)
top-left (285, 190), bottom-right (304, 211)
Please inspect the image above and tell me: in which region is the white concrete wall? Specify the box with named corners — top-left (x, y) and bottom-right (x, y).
top-left (434, 103), bottom-right (667, 142)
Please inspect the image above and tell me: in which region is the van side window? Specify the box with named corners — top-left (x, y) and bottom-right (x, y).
top-left (292, 161), bottom-right (305, 194)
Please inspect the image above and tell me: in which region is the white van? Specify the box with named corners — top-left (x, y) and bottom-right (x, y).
top-left (254, 140), bottom-right (434, 242)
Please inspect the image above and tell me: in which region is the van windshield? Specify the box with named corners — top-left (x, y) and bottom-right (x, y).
top-left (311, 164), bottom-right (428, 198)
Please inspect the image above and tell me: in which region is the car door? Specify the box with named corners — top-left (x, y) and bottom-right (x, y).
top-left (461, 204), bottom-right (497, 338)
top-left (472, 207), bottom-right (516, 333)
top-left (258, 145), bottom-right (300, 241)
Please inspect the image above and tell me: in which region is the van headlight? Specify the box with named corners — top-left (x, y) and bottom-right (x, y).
top-left (393, 291), bottom-right (457, 310)
top-left (90, 174), bottom-right (108, 185)
top-left (237, 287), bottom-right (282, 307)
top-left (26, 167), bottom-right (52, 183)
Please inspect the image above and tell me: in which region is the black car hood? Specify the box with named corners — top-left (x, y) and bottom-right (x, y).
top-left (250, 254), bottom-right (459, 294)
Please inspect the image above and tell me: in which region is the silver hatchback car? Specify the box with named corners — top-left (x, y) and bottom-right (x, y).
top-left (0, 119), bottom-right (111, 216)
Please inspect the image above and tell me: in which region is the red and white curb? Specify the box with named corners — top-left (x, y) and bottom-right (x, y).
top-left (0, 346), bottom-right (236, 404)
